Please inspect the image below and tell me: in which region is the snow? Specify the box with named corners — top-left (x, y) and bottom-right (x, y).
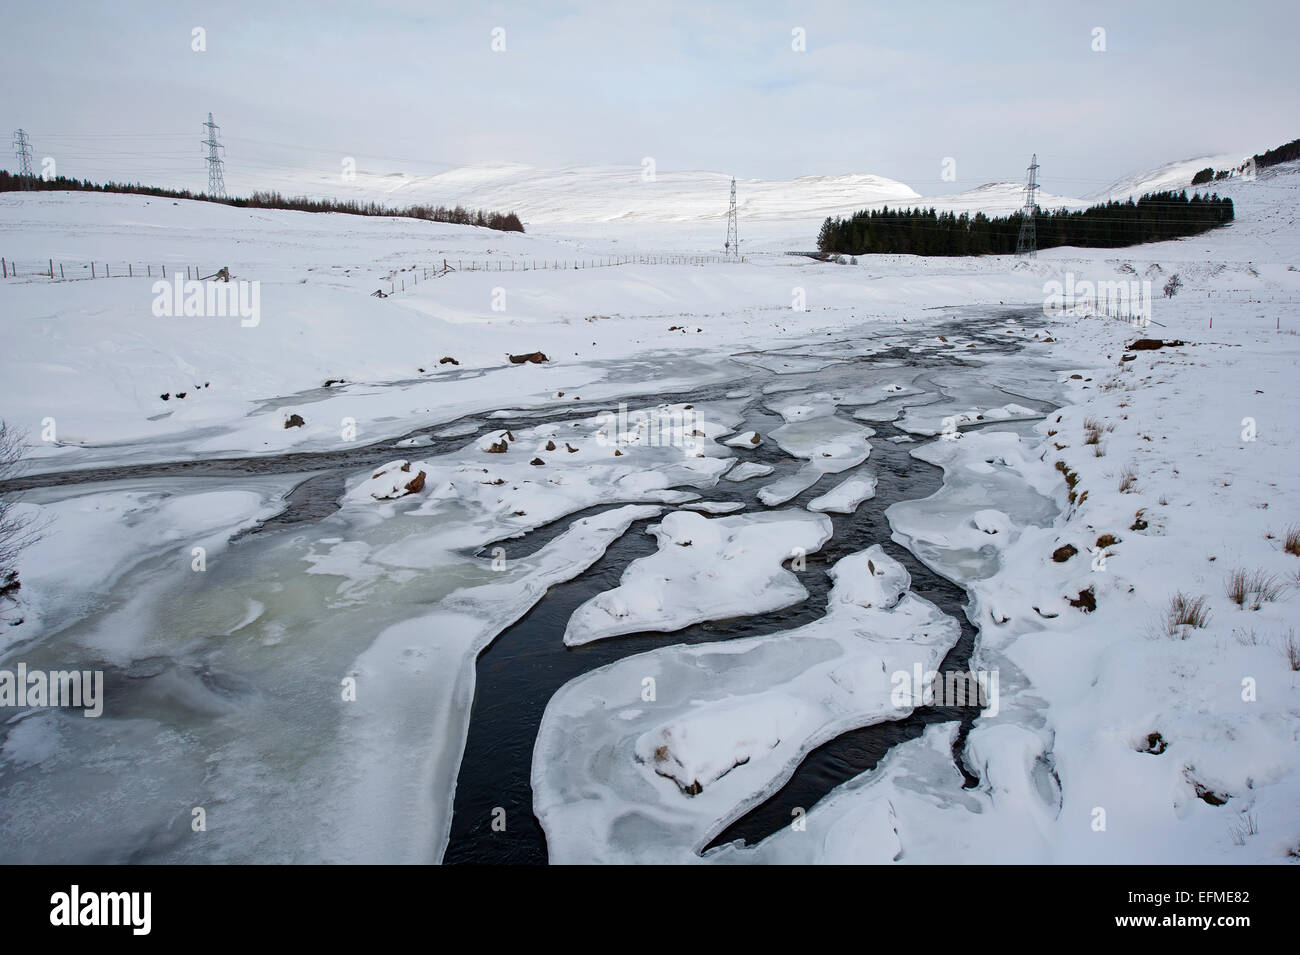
top-left (723, 462), bottom-right (774, 482)
top-left (3, 152), bottom-right (1299, 866)
top-left (808, 472), bottom-right (878, 514)
top-left (533, 545), bottom-right (961, 862)
top-left (240, 163), bottom-right (923, 228)
top-left (723, 431), bottom-right (762, 448)
top-left (755, 415), bottom-right (874, 506)
top-left (562, 509), bottom-right (833, 646)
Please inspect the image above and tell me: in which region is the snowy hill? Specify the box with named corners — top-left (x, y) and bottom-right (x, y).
top-left (256, 163), bottom-right (922, 226)
top-left (239, 150), bottom-right (1267, 230)
top-left (1089, 152), bottom-right (1255, 202)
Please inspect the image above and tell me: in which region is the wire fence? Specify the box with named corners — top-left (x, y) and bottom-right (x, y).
top-left (0, 253), bottom-right (747, 286)
top-left (416, 254), bottom-right (743, 276)
top-left (0, 258), bottom-right (216, 281)
top-left (376, 254), bottom-right (746, 294)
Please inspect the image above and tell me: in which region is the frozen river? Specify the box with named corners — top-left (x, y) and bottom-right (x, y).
top-left (0, 306), bottom-right (1070, 864)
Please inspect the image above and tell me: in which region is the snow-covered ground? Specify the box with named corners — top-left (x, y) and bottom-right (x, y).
top-left (1, 154), bottom-right (1297, 864)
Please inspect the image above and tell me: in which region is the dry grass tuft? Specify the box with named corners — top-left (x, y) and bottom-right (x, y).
top-left (1165, 592), bottom-right (1211, 637)
top-left (1227, 568), bottom-right (1286, 610)
top-left (1283, 629), bottom-right (1300, 672)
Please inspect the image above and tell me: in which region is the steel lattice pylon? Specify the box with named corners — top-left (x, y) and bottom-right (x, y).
top-left (201, 113), bottom-right (227, 199)
top-left (1016, 153), bottom-right (1039, 257)
top-left (11, 129), bottom-right (34, 180)
top-left (725, 177), bottom-right (738, 260)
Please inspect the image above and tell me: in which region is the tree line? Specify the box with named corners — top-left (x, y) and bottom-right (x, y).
top-left (1252, 136), bottom-right (1300, 169)
top-left (1192, 135), bottom-right (1299, 184)
top-left (0, 171), bottom-right (525, 233)
top-left (816, 190), bottom-right (1234, 257)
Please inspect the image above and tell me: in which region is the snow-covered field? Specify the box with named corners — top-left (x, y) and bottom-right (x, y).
top-left (1, 155), bottom-right (1297, 864)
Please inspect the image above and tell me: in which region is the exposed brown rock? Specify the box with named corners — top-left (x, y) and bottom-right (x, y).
top-left (1068, 587), bottom-right (1097, 613)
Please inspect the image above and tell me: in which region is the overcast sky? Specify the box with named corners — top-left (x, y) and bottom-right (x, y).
top-left (2, 0), bottom-right (1296, 197)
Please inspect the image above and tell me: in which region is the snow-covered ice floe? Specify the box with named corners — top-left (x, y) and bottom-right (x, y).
top-left (723, 462), bottom-right (774, 482)
top-left (534, 545), bottom-right (961, 863)
top-left (887, 430), bottom-right (1058, 583)
top-left (756, 416), bottom-right (874, 506)
top-left (808, 471), bottom-right (879, 514)
top-left (562, 509), bottom-right (833, 646)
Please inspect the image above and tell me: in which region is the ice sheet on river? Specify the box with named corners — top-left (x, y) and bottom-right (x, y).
top-left (534, 545), bottom-right (961, 863)
top-left (808, 471), bottom-right (878, 514)
top-left (887, 431), bottom-right (1059, 583)
top-left (756, 414), bottom-right (873, 507)
top-left (563, 509), bottom-right (833, 646)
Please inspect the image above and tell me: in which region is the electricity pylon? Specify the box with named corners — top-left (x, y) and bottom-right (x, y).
top-left (12, 129), bottom-right (34, 183)
top-left (724, 177), bottom-right (738, 260)
top-left (1015, 153), bottom-right (1039, 257)
top-left (201, 113), bottom-right (227, 198)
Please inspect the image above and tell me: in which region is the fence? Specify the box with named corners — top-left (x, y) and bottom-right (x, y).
top-left (1, 253), bottom-right (746, 286)
top-left (1045, 301), bottom-right (1158, 328)
top-left (415, 253), bottom-right (743, 277)
top-left (374, 254), bottom-right (746, 294)
top-left (0, 258), bottom-right (215, 281)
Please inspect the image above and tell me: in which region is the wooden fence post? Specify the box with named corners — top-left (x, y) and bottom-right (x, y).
top-left (49, 259), bottom-right (53, 278)
top-left (60, 264), bottom-right (64, 279)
